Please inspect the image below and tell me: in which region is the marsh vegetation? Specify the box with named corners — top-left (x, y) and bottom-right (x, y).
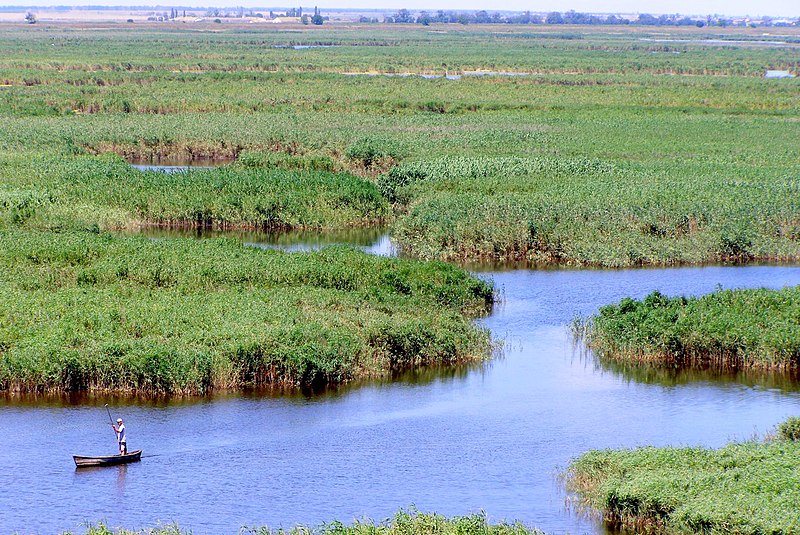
top-left (575, 287), bottom-right (800, 371)
top-left (567, 419), bottom-right (800, 535)
top-left (75, 510), bottom-right (544, 535)
top-left (4, 20), bottom-right (800, 535)
top-left (3, 25), bottom-right (798, 267)
top-left (1, 24), bottom-right (799, 388)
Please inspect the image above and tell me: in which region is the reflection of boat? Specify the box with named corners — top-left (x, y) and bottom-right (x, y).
top-left (73, 450), bottom-right (142, 468)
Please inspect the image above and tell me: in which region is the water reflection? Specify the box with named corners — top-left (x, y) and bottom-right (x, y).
top-left (2, 361), bottom-right (486, 408)
top-left (117, 463), bottom-right (128, 496)
top-left (74, 462), bottom-right (128, 483)
top-left (135, 226), bottom-right (398, 256)
top-left (131, 164), bottom-right (217, 173)
top-left (273, 44), bottom-right (338, 50)
top-left (128, 157), bottom-right (233, 170)
top-left (591, 354), bottom-right (800, 391)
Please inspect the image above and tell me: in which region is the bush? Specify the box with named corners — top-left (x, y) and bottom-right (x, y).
top-left (345, 136), bottom-right (404, 169)
top-left (376, 166), bottom-right (427, 204)
top-left (778, 416), bottom-right (800, 441)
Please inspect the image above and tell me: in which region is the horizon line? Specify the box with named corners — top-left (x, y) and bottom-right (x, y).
top-left (2, 4), bottom-right (799, 18)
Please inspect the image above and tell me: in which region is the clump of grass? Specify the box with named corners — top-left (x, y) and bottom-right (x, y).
top-left (579, 288), bottom-right (800, 371)
top-left (346, 135), bottom-right (405, 172)
top-left (387, 154), bottom-right (800, 267)
top-left (74, 509), bottom-right (543, 535)
top-left (236, 151), bottom-right (340, 173)
top-left (566, 419), bottom-right (800, 535)
top-left (0, 228), bottom-right (493, 395)
top-left (778, 416), bottom-right (800, 441)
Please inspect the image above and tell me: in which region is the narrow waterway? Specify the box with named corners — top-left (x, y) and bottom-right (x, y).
top-left (2, 231), bottom-right (799, 534)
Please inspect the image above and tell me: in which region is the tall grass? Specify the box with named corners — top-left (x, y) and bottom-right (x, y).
top-left (388, 153), bottom-right (800, 266)
top-left (73, 509), bottom-right (544, 535)
top-left (0, 154), bottom-right (387, 231)
top-left (0, 228), bottom-right (493, 394)
top-left (566, 421), bottom-right (800, 534)
top-left (580, 288), bottom-right (800, 370)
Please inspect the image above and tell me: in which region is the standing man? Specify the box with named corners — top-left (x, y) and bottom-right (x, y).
top-left (112, 417), bottom-right (127, 455)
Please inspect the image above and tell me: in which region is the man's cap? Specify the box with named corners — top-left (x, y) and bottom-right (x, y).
top-left (117, 418), bottom-right (123, 422)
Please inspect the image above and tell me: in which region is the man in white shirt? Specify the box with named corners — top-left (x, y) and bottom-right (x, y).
top-left (112, 418), bottom-right (127, 455)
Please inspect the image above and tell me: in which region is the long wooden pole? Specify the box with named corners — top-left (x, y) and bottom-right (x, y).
top-left (104, 403), bottom-right (116, 429)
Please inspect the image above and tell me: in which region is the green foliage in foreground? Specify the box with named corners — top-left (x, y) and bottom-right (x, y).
top-left (73, 510), bottom-right (543, 535)
top-left (567, 430), bottom-right (800, 534)
top-left (582, 288), bottom-right (800, 370)
top-left (0, 228), bottom-right (493, 394)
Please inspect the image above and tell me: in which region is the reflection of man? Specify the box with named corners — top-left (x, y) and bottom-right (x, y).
top-left (112, 418), bottom-right (127, 455)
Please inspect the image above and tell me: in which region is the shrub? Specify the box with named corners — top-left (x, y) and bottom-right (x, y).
top-left (345, 136), bottom-right (404, 169)
top-left (778, 416), bottom-right (800, 441)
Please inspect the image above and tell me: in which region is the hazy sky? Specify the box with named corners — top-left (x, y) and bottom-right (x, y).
top-left (18, 0), bottom-right (798, 17)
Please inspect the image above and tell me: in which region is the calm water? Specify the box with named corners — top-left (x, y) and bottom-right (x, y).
top-left (128, 158), bottom-right (233, 173)
top-left (2, 232), bottom-right (800, 534)
top-left (137, 226), bottom-right (397, 256)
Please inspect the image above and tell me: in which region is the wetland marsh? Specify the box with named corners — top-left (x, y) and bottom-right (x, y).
top-left (1, 20), bottom-right (799, 534)
top-left (4, 259), bottom-right (800, 534)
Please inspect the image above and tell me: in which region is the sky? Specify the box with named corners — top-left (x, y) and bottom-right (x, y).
top-left (12, 0), bottom-right (799, 17)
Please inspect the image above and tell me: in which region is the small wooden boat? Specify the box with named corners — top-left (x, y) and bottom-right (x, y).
top-left (73, 450), bottom-right (142, 468)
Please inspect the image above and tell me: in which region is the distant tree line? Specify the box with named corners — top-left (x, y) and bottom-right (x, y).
top-left (201, 5), bottom-right (325, 24)
top-left (380, 9), bottom-right (797, 27)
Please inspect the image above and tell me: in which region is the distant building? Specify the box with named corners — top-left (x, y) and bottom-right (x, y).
top-left (764, 70), bottom-right (795, 78)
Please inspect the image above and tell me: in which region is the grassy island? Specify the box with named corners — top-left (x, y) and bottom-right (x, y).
top-left (0, 228), bottom-right (493, 394)
top-left (581, 288), bottom-right (800, 371)
top-left (567, 419), bottom-right (800, 535)
top-left (2, 154), bottom-right (388, 231)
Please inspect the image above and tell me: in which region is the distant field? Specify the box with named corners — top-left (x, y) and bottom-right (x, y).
top-left (2, 23), bottom-right (799, 266)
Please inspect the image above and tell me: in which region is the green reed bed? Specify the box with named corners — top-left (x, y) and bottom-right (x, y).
top-left (72, 509), bottom-right (543, 535)
top-left (566, 422), bottom-right (800, 535)
top-left (388, 153), bottom-right (800, 266)
top-left (4, 60), bottom-right (795, 268)
top-left (3, 71), bottom-right (798, 117)
top-left (0, 228), bottom-right (493, 394)
top-left (1, 24), bottom-right (799, 269)
top-left (1, 154), bottom-right (387, 230)
top-left (580, 287), bottom-right (800, 370)
top-left (2, 24), bottom-right (797, 76)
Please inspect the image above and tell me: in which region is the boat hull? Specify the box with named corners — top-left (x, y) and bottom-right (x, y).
top-left (73, 450), bottom-right (142, 467)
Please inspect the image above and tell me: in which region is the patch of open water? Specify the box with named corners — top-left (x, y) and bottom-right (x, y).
top-left (2, 230), bottom-right (799, 534)
top-left (128, 158), bottom-right (233, 173)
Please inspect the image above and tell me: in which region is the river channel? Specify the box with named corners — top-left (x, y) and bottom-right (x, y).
top-left (2, 229), bottom-right (800, 534)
